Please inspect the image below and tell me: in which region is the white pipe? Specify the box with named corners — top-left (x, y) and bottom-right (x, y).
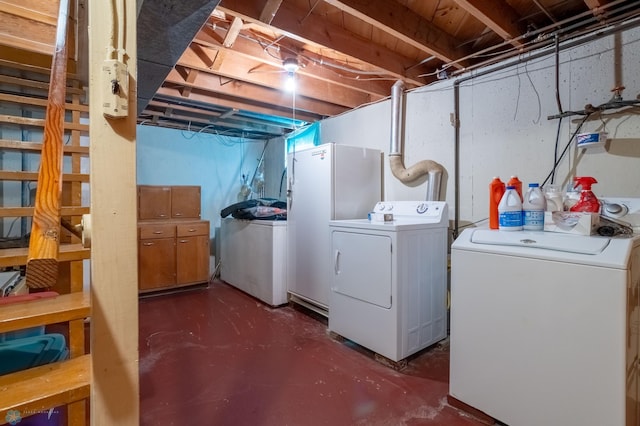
top-left (389, 80), bottom-right (444, 201)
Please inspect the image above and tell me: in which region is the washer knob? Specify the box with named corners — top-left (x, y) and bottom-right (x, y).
top-left (604, 203), bottom-right (628, 218)
top-left (416, 203), bottom-right (428, 214)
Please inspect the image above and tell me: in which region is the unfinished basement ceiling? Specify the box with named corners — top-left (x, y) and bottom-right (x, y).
top-left (138, 0), bottom-right (640, 140)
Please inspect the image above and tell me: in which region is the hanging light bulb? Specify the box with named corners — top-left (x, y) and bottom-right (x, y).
top-left (285, 72), bottom-right (296, 92)
top-left (283, 58), bottom-right (299, 92)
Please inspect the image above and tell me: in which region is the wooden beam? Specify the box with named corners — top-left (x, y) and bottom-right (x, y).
top-left (259, 0), bottom-right (283, 24)
top-left (0, 171), bottom-right (89, 182)
top-left (0, 206), bottom-right (90, 217)
top-left (453, 0), bottom-right (524, 47)
top-left (0, 139), bottom-right (89, 154)
top-left (26, 0), bottom-right (70, 289)
top-left (0, 58), bottom-right (82, 82)
top-left (0, 114), bottom-right (89, 132)
top-left (89, 0), bottom-right (139, 424)
top-left (0, 93), bottom-right (89, 112)
top-left (0, 74), bottom-right (85, 95)
top-left (223, 16), bottom-right (243, 47)
top-left (179, 69), bottom-right (199, 97)
top-left (0, 1), bottom-right (58, 26)
top-left (154, 86), bottom-right (329, 122)
top-left (218, 1), bottom-right (427, 84)
top-left (164, 60), bottom-right (356, 116)
top-left (197, 22), bottom-right (391, 97)
top-left (0, 355), bottom-right (90, 423)
top-left (0, 243), bottom-right (90, 268)
top-left (324, 0), bottom-right (470, 67)
top-left (0, 291), bottom-right (90, 334)
top-left (583, 0), bottom-right (609, 17)
top-left (178, 45), bottom-right (376, 109)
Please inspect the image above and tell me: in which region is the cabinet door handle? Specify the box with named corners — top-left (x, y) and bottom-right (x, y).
top-left (174, 213), bottom-right (183, 216)
top-left (143, 242), bottom-right (154, 246)
top-left (179, 239), bottom-right (189, 243)
top-left (153, 231), bottom-right (163, 234)
top-left (159, 214), bottom-right (167, 217)
top-left (188, 228), bottom-right (196, 232)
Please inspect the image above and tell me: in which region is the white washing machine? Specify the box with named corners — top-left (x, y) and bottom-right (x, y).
top-left (220, 218), bottom-right (287, 306)
top-left (450, 225), bottom-right (640, 426)
top-left (328, 201), bottom-right (449, 362)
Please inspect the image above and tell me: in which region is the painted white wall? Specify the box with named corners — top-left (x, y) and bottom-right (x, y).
top-left (320, 25), bottom-right (640, 232)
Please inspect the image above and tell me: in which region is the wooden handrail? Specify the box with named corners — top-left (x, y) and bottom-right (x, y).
top-left (26, 0), bottom-right (71, 289)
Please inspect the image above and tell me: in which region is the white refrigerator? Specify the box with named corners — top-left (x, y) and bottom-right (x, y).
top-left (287, 143), bottom-right (382, 313)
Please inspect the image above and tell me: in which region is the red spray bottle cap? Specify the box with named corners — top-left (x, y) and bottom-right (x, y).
top-left (570, 176), bottom-right (600, 212)
top-left (573, 176), bottom-right (597, 191)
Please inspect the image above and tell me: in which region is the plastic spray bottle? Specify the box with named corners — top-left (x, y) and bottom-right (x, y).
top-left (569, 177), bottom-right (601, 213)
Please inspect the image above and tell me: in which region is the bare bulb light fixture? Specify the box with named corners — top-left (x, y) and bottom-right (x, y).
top-left (282, 58), bottom-right (300, 73)
top-left (283, 58), bottom-right (299, 92)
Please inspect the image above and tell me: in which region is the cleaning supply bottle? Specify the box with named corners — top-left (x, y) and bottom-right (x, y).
top-left (523, 183), bottom-right (546, 231)
top-left (507, 176), bottom-right (523, 201)
top-left (543, 184), bottom-right (564, 212)
top-left (489, 177), bottom-right (505, 229)
top-left (498, 186), bottom-right (523, 231)
top-left (569, 177), bottom-right (601, 213)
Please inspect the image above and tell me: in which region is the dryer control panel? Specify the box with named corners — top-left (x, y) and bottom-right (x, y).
top-left (372, 201), bottom-right (447, 222)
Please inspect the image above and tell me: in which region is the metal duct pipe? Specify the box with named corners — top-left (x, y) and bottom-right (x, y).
top-left (389, 80), bottom-right (444, 201)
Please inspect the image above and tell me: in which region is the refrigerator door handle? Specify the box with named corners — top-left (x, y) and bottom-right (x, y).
top-left (334, 249), bottom-right (340, 275)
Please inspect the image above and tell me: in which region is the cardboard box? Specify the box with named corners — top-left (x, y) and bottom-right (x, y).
top-left (543, 211), bottom-right (600, 235)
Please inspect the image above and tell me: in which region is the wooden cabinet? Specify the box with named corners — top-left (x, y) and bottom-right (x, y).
top-left (137, 185), bottom-right (201, 220)
top-left (138, 223), bottom-right (176, 291)
top-left (138, 220), bottom-right (210, 293)
top-left (176, 222), bottom-right (210, 285)
top-left (137, 185), bottom-right (209, 294)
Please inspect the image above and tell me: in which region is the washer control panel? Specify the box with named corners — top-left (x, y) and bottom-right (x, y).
top-left (600, 197), bottom-right (640, 231)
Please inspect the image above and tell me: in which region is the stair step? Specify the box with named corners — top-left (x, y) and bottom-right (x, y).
top-left (0, 291), bottom-right (90, 334)
top-left (0, 354), bottom-right (91, 423)
top-left (0, 244), bottom-right (90, 268)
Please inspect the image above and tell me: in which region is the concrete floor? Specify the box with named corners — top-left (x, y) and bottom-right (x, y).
top-left (139, 280), bottom-right (489, 425)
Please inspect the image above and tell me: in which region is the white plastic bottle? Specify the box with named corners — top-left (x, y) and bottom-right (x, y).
top-left (523, 183), bottom-right (546, 231)
top-left (498, 186), bottom-right (523, 231)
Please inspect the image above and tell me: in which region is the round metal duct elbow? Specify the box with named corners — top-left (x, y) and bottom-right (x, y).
top-left (389, 155), bottom-right (443, 182)
top-left (389, 80), bottom-right (444, 199)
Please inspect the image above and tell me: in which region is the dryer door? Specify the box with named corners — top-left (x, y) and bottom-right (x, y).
top-left (331, 230), bottom-right (392, 309)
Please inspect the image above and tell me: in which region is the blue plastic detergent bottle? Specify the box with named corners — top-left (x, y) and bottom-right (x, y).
top-left (498, 186), bottom-right (523, 231)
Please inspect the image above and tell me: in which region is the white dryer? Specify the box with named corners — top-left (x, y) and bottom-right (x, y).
top-left (450, 227), bottom-right (640, 426)
top-left (328, 201), bottom-right (449, 362)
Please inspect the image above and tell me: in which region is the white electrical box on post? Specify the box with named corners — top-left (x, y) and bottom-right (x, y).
top-left (101, 59), bottom-right (129, 118)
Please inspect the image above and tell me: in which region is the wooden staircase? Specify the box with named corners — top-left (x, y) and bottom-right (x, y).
top-left (0, 293), bottom-right (91, 424)
top-left (0, 0), bottom-right (91, 424)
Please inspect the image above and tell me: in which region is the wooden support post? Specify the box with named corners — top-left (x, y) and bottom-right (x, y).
top-left (88, 0), bottom-right (139, 424)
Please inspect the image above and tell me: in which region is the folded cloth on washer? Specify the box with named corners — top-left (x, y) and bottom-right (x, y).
top-left (220, 198), bottom-right (287, 221)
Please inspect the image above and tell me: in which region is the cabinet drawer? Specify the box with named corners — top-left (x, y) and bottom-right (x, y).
top-left (177, 222), bottom-right (209, 237)
top-left (139, 223), bottom-right (176, 239)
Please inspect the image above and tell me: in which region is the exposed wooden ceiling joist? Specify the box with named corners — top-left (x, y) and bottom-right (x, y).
top-left (324, 0), bottom-right (470, 68)
top-left (453, 0), bottom-right (525, 47)
top-left (130, 0), bottom-right (640, 139)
